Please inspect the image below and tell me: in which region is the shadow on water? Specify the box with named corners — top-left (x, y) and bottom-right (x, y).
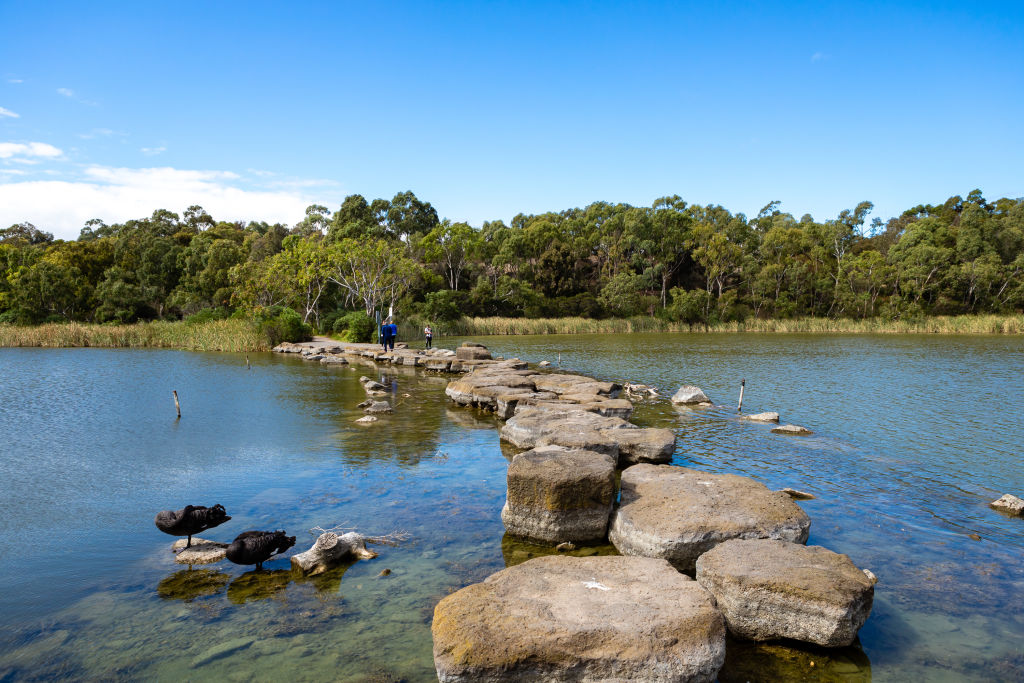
top-left (720, 637), bottom-right (871, 682)
top-left (500, 533), bottom-right (620, 567)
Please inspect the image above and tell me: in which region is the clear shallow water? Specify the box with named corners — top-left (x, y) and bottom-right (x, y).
top-left (0, 335), bottom-right (1021, 681)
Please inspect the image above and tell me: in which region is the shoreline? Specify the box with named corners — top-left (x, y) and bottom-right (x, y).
top-left (2, 313), bottom-right (1022, 351)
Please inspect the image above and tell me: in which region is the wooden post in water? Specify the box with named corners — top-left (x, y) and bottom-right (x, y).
top-left (737, 379), bottom-right (745, 413)
top-left (173, 390), bottom-right (181, 419)
top-left (246, 355), bottom-right (251, 370)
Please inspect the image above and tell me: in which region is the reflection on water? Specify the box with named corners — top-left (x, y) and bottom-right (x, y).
top-left (720, 637), bottom-right (872, 682)
top-left (0, 335), bottom-right (1022, 681)
top-left (157, 568), bottom-right (231, 602)
top-left (227, 569), bottom-right (294, 604)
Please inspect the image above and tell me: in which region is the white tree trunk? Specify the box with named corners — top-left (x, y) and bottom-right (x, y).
top-left (290, 532), bottom-right (378, 576)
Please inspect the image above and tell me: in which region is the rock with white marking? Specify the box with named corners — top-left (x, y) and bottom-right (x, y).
top-left (432, 555), bottom-right (726, 682)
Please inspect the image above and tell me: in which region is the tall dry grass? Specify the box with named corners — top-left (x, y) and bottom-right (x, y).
top-left (423, 314), bottom-right (1024, 337)
top-left (0, 319), bottom-right (269, 351)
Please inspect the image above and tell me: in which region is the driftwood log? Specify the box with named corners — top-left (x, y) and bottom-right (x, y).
top-left (290, 532), bottom-right (378, 576)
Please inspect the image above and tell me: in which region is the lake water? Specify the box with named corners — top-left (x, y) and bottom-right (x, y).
top-left (0, 334), bottom-right (1022, 681)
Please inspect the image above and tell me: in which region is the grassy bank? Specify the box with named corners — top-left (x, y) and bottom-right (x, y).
top-left (0, 319), bottom-right (270, 351)
top-left (424, 314), bottom-right (1024, 337)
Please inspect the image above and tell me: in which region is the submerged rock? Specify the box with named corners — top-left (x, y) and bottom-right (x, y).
top-left (432, 555), bottom-right (726, 682)
top-left (771, 424), bottom-right (813, 436)
top-left (364, 400), bottom-right (392, 414)
top-left (191, 636), bottom-right (256, 667)
top-left (718, 638), bottom-right (872, 683)
top-left (741, 411), bottom-right (780, 423)
top-left (695, 539), bottom-right (874, 647)
top-left (172, 537), bottom-right (227, 565)
top-left (355, 415), bottom-right (378, 424)
top-left (501, 446), bottom-right (616, 544)
top-left (672, 385), bottom-right (711, 404)
top-left (609, 465), bottom-right (811, 573)
top-left (990, 493), bottom-right (1024, 516)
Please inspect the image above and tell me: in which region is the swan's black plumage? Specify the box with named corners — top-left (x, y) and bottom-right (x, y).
top-left (226, 530), bottom-right (296, 570)
top-left (154, 504), bottom-right (232, 549)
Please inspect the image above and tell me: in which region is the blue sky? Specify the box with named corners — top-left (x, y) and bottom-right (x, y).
top-left (1, 1), bottom-right (1022, 239)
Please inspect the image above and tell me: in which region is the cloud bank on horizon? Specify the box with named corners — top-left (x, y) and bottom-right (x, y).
top-left (0, 165), bottom-right (316, 239)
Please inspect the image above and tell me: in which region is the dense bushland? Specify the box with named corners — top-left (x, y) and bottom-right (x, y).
top-left (1, 190), bottom-right (1021, 338)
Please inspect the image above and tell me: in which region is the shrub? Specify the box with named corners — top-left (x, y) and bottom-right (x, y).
top-left (332, 310), bottom-right (374, 342)
top-left (255, 306), bottom-right (311, 346)
top-left (666, 288), bottom-right (711, 324)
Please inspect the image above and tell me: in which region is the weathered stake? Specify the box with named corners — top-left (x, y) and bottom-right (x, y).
top-left (173, 390), bottom-right (181, 419)
top-left (246, 355), bottom-right (251, 370)
top-left (737, 379), bottom-right (745, 413)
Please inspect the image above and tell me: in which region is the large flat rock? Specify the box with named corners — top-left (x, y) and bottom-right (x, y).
top-left (500, 406), bottom-right (633, 457)
top-left (502, 446), bottom-right (616, 543)
top-left (172, 537), bottom-right (227, 564)
top-left (607, 427), bottom-right (676, 466)
top-left (609, 465), bottom-right (810, 573)
top-left (432, 555), bottom-right (726, 682)
top-left (695, 539), bottom-right (874, 647)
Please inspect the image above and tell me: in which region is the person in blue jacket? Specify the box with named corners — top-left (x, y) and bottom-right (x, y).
top-left (386, 320), bottom-right (397, 351)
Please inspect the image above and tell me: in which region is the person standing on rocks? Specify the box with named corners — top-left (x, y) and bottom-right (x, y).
top-left (386, 319), bottom-right (397, 351)
top-left (424, 324), bottom-right (433, 349)
top-left (379, 320), bottom-right (388, 350)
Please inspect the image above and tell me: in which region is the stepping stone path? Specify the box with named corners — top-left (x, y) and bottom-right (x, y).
top-left (431, 555), bottom-right (726, 682)
top-left (275, 338), bottom-right (872, 671)
top-left (609, 465), bottom-right (811, 573)
top-left (502, 445), bottom-right (616, 543)
top-left (695, 539), bottom-right (875, 647)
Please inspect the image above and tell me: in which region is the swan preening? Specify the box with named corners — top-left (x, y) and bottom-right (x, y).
top-left (154, 504), bottom-right (232, 550)
top-left (226, 530), bottom-right (297, 570)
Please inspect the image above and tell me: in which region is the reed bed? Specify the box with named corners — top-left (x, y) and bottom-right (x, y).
top-left (0, 319), bottom-right (270, 351)
top-left (427, 314), bottom-right (1024, 337)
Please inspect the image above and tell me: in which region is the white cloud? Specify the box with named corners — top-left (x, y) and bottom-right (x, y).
top-left (0, 165), bottom-right (316, 240)
top-left (0, 141), bottom-right (63, 159)
top-left (140, 146), bottom-right (166, 156)
top-left (0, 169), bottom-right (27, 176)
top-left (57, 87), bottom-right (74, 97)
top-left (811, 52), bottom-right (829, 62)
top-left (0, 107), bottom-right (19, 119)
top-left (78, 128), bottom-right (122, 140)
top-left (8, 79), bottom-right (24, 84)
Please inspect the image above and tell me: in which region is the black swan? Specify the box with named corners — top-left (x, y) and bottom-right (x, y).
top-left (226, 530), bottom-right (296, 570)
top-left (154, 504), bottom-right (232, 550)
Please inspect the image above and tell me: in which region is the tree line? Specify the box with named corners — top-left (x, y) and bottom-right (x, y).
top-left (1, 189), bottom-right (1022, 332)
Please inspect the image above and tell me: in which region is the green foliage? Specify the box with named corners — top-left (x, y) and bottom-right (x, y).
top-left (331, 311), bottom-right (374, 342)
top-left (255, 306), bottom-right (311, 346)
top-left (1, 190), bottom-right (1022, 332)
top-left (422, 290), bottom-right (466, 322)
